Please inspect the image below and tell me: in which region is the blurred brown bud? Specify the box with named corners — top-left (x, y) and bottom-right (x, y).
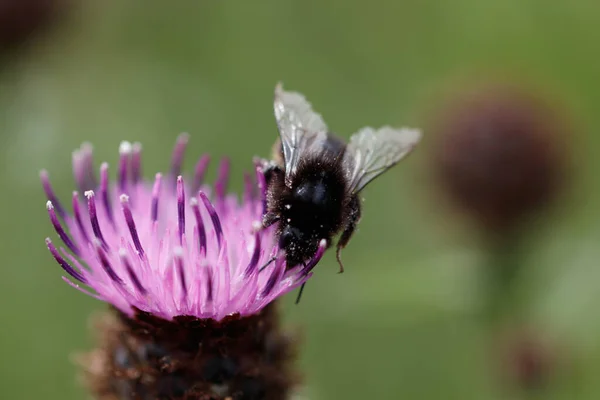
top-left (432, 84), bottom-right (567, 233)
top-left (0, 0), bottom-right (65, 51)
top-left (494, 328), bottom-right (559, 393)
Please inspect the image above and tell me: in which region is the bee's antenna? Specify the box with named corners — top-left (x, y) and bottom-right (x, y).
top-left (258, 256), bottom-right (277, 273)
top-left (295, 282), bottom-right (307, 304)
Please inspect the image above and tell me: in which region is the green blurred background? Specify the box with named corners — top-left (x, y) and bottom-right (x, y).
top-left (1, 1), bottom-right (599, 399)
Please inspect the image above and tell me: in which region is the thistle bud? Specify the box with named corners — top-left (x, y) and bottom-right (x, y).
top-left (0, 0), bottom-right (64, 51)
top-left (494, 328), bottom-right (560, 393)
top-left (432, 84), bottom-right (566, 233)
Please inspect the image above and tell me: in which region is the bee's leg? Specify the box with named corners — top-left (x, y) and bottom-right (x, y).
top-left (335, 196), bottom-right (362, 274)
top-left (295, 281), bottom-right (307, 304)
top-left (254, 158), bottom-right (284, 228)
top-left (262, 212), bottom-right (280, 228)
top-left (258, 255), bottom-right (277, 272)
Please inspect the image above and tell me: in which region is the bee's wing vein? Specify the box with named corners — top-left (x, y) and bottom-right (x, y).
top-left (273, 83), bottom-right (328, 183)
top-left (343, 126), bottom-right (421, 193)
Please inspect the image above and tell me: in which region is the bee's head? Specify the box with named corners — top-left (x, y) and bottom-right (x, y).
top-left (279, 225), bottom-right (320, 269)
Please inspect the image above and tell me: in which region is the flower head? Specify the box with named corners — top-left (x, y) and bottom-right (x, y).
top-left (42, 134), bottom-right (325, 321)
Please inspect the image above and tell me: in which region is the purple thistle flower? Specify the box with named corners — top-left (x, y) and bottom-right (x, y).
top-left (42, 134), bottom-right (325, 321)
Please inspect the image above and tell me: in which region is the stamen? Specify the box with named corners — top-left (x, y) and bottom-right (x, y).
top-left (119, 248), bottom-right (146, 295)
top-left (40, 170), bottom-right (66, 219)
top-left (45, 238), bottom-right (86, 283)
top-left (174, 247), bottom-right (187, 300)
top-left (177, 176), bottom-right (185, 245)
top-left (72, 151), bottom-right (84, 193)
top-left (215, 157), bottom-right (230, 200)
top-left (46, 201), bottom-right (79, 256)
top-left (243, 172), bottom-right (255, 204)
top-left (118, 141), bottom-right (132, 193)
top-left (85, 191), bottom-right (109, 250)
top-left (198, 191), bottom-right (223, 248)
top-left (130, 142), bottom-right (142, 184)
top-left (61, 276), bottom-right (101, 300)
top-left (170, 132), bottom-right (189, 182)
top-left (99, 163), bottom-right (115, 225)
top-left (262, 257), bottom-right (284, 297)
top-left (71, 192), bottom-right (90, 243)
top-left (300, 239), bottom-right (327, 275)
top-left (254, 162), bottom-right (268, 215)
top-left (205, 267), bottom-right (214, 303)
top-left (72, 143), bottom-right (97, 192)
top-left (190, 198), bottom-right (207, 255)
top-left (191, 154), bottom-right (210, 194)
top-left (81, 143), bottom-right (97, 189)
top-left (120, 195), bottom-right (145, 258)
top-left (95, 240), bottom-right (122, 284)
top-left (244, 232), bottom-right (261, 277)
top-left (150, 173), bottom-right (162, 222)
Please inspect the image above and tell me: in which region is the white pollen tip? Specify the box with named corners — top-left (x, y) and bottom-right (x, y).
top-left (119, 194), bottom-right (129, 203)
top-left (119, 141), bottom-right (133, 154)
top-left (118, 248), bottom-right (127, 257)
top-left (252, 220), bottom-right (262, 232)
top-left (46, 200), bottom-right (54, 210)
top-left (177, 175), bottom-right (183, 182)
top-left (84, 190), bottom-right (95, 198)
top-left (72, 191), bottom-right (78, 196)
top-left (45, 237), bottom-right (52, 245)
top-left (39, 169), bottom-right (48, 178)
top-left (155, 172), bottom-right (162, 179)
top-left (173, 247), bottom-right (184, 257)
top-left (318, 239), bottom-right (327, 247)
top-left (100, 162), bottom-right (109, 170)
top-left (132, 142), bottom-right (142, 152)
top-left (177, 132), bottom-right (190, 142)
top-left (189, 197), bottom-right (198, 206)
top-left (80, 142), bottom-right (93, 151)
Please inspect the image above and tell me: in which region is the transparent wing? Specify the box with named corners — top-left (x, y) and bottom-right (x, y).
top-left (273, 83), bottom-right (328, 183)
top-left (343, 126), bottom-right (421, 194)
